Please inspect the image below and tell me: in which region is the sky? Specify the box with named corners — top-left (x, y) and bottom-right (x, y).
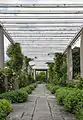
top-left (3, 0), bottom-right (81, 60)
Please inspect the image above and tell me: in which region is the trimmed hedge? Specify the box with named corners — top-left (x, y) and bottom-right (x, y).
top-left (76, 108), bottom-right (83, 120)
top-left (0, 83), bottom-right (37, 103)
top-left (0, 90), bottom-right (27, 103)
top-left (56, 87), bottom-right (83, 120)
top-left (63, 89), bottom-right (83, 113)
top-left (0, 99), bottom-right (11, 120)
top-left (56, 87), bottom-right (72, 105)
top-left (47, 84), bottom-right (83, 120)
top-left (46, 84), bottom-right (60, 94)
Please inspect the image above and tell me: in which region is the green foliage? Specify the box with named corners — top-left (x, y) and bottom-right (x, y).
top-left (47, 49), bottom-right (83, 120)
top-left (54, 53), bottom-right (63, 73)
top-left (19, 71), bottom-right (28, 88)
top-left (29, 83), bottom-right (37, 90)
top-left (73, 75), bottom-right (83, 89)
top-left (47, 63), bottom-right (54, 83)
top-left (55, 86), bottom-right (83, 119)
top-left (0, 83), bottom-right (37, 103)
top-left (63, 89), bottom-right (83, 113)
top-left (21, 83), bottom-right (37, 94)
top-left (36, 71), bottom-right (46, 82)
top-left (0, 90), bottom-right (27, 103)
top-left (4, 68), bottom-right (15, 90)
top-left (6, 43), bottom-right (23, 72)
top-left (0, 69), bottom-right (5, 93)
top-left (21, 86), bottom-right (32, 94)
top-left (66, 74), bottom-right (83, 90)
top-left (72, 47), bottom-right (80, 77)
top-left (5, 43), bottom-right (24, 89)
top-left (59, 62), bottom-right (67, 86)
top-left (24, 56), bottom-right (32, 72)
top-left (48, 53), bottom-right (67, 86)
top-left (0, 99), bottom-right (11, 120)
top-left (56, 87), bottom-right (72, 104)
top-left (46, 84), bottom-right (60, 94)
top-left (27, 74), bottom-right (34, 84)
top-left (76, 108), bottom-right (83, 120)
top-left (5, 43), bottom-right (34, 90)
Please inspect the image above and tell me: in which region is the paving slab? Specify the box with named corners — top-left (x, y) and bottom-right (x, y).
top-left (7, 84), bottom-right (77, 120)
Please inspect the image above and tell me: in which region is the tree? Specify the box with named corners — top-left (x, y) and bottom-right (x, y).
top-left (6, 43), bottom-right (23, 89)
top-left (6, 43), bottom-right (23, 72)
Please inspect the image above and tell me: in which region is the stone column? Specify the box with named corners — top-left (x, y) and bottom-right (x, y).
top-left (0, 27), bottom-right (8, 91)
top-left (46, 70), bottom-right (48, 83)
top-left (28, 65), bottom-right (30, 74)
top-left (4, 76), bottom-right (8, 91)
top-left (34, 69), bottom-right (36, 81)
top-left (0, 27), bottom-right (4, 69)
top-left (67, 46), bottom-right (73, 82)
top-left (31, 68), bottom-right (33, 76)
top-left (80, 30), bottom-right (83, 78)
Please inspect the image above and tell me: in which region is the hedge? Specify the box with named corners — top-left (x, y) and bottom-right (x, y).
top-left (0, 99), bottom-right (11, 120)
top-left (63, 89), bottom-right (83, 113)
top-left (47, 84), bottom-right (83, 120)
top-left (0, 83), bottom-right (37, 103)
top-left (46, 84), bottom-right (60, 94)
top-left (56, 87), bottom-right (72, 105)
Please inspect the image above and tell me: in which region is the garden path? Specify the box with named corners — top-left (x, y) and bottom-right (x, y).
top-left (7, 84), bottom-right (77, 120)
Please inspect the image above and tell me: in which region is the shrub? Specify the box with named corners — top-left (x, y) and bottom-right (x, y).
top-left (76, 108), bottom-right (83, 120)
top-left (0, 90), bottom-right (27, 103)
top-left (47, 84), bottom-right (60, 94)
top-left (21, 86), bottom-right (32, 94)
top-left (66, 82), bottom-right (75, 88)
top-left (67, 74), bottom-right (83, 89)
top-left (0, 83), bottom-right (37, 103)
top-left (75, 76), bottom-right (83, 89)
top-left (29, 83), bottom-right (37, 90)
top-left (63, 89), bottom-right (83, 113)
top-left (56, 87), bottom-right (72, 104)
top-left (55, 87), bottom-right (83, 119)
top-left (0, 99), bottom-right (11, 120)
top-left (0, 69), bottom-right (5, 93)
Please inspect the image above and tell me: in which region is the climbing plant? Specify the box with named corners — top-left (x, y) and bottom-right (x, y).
top-left (5, 43), bottom-right (24, 89)
top-left (47, 62), bottom-right (54, 83)
top-left (6, 43), bottom-right (23, 72)
top-left (0, 69), bottom-right (5, 93)
top-left (24, 56), bottom-right (32, 73)
top-left (72, 47), bottom-right (80, 78)
top-left (48, 53), bottom-right (67, 86)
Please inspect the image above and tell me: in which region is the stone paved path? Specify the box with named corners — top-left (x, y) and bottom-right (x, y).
top-left (7, 84), bottom-right (77, 120)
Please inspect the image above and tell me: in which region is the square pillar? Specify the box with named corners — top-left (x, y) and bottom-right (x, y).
top-left (4, 76), bottom-right (8, 91)
top-left (46, 70), bottom-right (48, 83)
top-left (67, 46), bottom-right (73, 81)
top-left (0, 27), bottom-right (4, 69)
top-left (28, 65), bottom-right (30, 74)
top-left (80, 30), bottom-right (83, 78)
top-left (34, 69), bottom-right (36, 81)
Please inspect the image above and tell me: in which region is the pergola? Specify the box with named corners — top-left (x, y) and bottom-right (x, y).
top-left (0, 4), bottom-right (83, 81)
